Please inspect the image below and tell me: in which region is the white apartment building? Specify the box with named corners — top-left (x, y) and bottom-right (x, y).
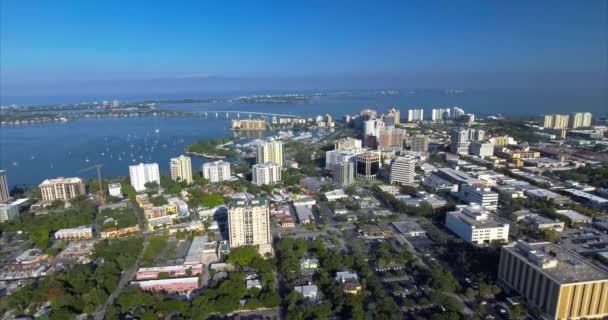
top-left (431, 108), bottom-right (450, 121)
top-left (252, 162), bottom-right (281, 186)
top-left (39, 177), bottom-right (86, 202)
top-left (0, 201), bottom-right (20, 222)
top-left (452, 107), bottom-right (465, 119)
top-left (0, 170), bottom-right (9, 202)
top-left (445, 204), bottom-right (509, 245)
top-left (458, 184), bottom-right (499, 211)
top-left (129, 163), bottom-right (160, 192)
top-left (364, 118), bottom-right (383, 137)
top-left (170, 155), bottom-right (193, 184)
top-left (407, 109), bottom-right (424, 122)
top-left (202, 160), bottom-right (231, 183)
top-left (228, 198), bottom-right (272, 255)
top-left (256, 140), bottom-right (284, 167)
top-left (469, 142), bottom-right (495, 158)
top-left (390, 156), bottom-right (416, 185)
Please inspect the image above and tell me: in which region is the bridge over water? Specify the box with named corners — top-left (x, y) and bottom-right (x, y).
top-left (192, 110), bottom-right (300, 118)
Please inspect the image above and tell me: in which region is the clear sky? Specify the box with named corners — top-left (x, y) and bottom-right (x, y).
top-left (1, 0), bottom-right (606, 97)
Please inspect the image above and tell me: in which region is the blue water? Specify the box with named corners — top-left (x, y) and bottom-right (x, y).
top-left (0, 116), bottom-right (234, 188)
top-left (1, 88), bottom-right (606, 188)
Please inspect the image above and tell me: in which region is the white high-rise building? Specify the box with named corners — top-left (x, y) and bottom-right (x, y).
top-left (129, 163), bottom-right (160, 192)
top-left (450, 128), bottom-right (485, 155)
top-left (469, 142), bottom-right (494, 158)
top-left (252, 162), bottom-right (281, 186)
top-left (431, 108), bottom-right (450, 121)
top-left (256, 140), bottom-right (284, 167)
top-left (452, 107), bottom-right (465, 119)
top-left (169, 155), bottom-right (193, 184)
top-left (228, 198), bottom-right (272, 256)
top-left (325, 148), bottom-right (366, 170)
top-left (390, 156), bottom-right (416, 185)
top-left (332, 161), bottom-right (355, 187)
top-left (0, 170), bottom-right (9, 203)
top-left (407, 109), bottom-right (424, 122)
top-left (202, 160), bottom-right (231, 183)
top-left (450, 128), bottom-right (471, 155)
top-left (364, 119), bottom-right (382, 137)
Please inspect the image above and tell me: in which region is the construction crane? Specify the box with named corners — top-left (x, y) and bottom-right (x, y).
top-left (80, 164), bottom-right (104, 201)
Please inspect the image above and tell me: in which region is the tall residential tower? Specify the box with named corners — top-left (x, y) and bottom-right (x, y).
top-left (169, 155), bottom-right (193, 184)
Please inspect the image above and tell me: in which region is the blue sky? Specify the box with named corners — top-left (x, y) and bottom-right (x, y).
top-left (1, 1), bottom-right (606, 97)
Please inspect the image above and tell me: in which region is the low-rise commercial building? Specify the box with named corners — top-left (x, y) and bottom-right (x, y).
top-left (294, 205), bottom-right (314, 224)
top-left (324, 189), bottom-right (348, 201)
top-left (133, 277), bottom-right (200, 296)
top-left (54, 226), bottom-right (93, 240)
top-left (523, 214), bottom-right (566, 232)
top-left (445, 204), bottom-right (509, 245)
top-left (0, 199), bottom-right (27, 222)
top-left (555, 209), bottom-right (592, 224)
top-left (457, 184), bottom-right (499, 211)
top-left (135, 264), bottom-right (204, 280)
top-left (525, 189), bottom-right (571, 205)
top-left (391, 219), bottom-right (426, 237)
top-left (563, 189), bottom-right (608, 210)
top-left (108, 183), bottom-right (122, 198)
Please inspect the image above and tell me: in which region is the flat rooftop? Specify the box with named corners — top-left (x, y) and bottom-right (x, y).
top-left (448, 205), bottom-right (508, 229)
top-left (437, 168), bottom-right (481, 184)
top-left (505, 241), bottom-right (608, 284)
top-left (564, 189), bottom-right (608, 204)
top-left (40, 177), bottom-right (83, 185)
top-left (392, 220), bottom-right (425, 235)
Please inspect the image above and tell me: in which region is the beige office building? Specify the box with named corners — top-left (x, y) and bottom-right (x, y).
top-left (498, 241), bottom-right (608, 320)
top-left (170, 155), bottom-right (193, 184)
top-left (334, 137), bottom-right (362, 150)
top-left (256, 140), bottom-right (283, 167)
top-left (39, 177), bottom-right (86, 201)
top-left (228, 198), bottom-right (272, 256)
